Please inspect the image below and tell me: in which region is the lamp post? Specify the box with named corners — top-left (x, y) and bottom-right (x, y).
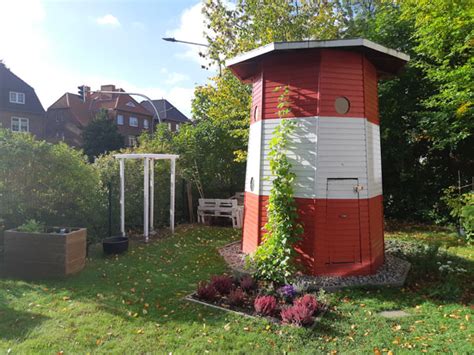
top-left (162, 37), bottom-right (222, 75)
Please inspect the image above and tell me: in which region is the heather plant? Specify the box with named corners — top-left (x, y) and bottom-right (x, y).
top-left (254, 295), bottom-right (277, 316)
top-left (251, 87), bottom-right (303, 283)
top-left (239, 275), bottom-right (257, 293)
top-left (294, 294), bottom-right (318, 315)
top-left (210, 275), bottom-right (234, 295)
top-left (280, 303), bottom-right (314, 327)
top-left (196, 282), bottom-right (218, 302)
top-left (228, 288), bottom-right (245, 307)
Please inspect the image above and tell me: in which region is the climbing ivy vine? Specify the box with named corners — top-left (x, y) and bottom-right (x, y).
top-left (251, 87), bottom-right (303, 283)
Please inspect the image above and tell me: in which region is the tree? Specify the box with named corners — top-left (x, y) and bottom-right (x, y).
top-left (82, 109), bottom-right (125, 162)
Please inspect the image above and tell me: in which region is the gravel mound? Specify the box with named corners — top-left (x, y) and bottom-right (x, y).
top-left (218, 242), bottom-right (411, 291)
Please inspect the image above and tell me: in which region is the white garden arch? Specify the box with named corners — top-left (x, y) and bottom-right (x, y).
top-left (114, 153), bottom-right (179, 242)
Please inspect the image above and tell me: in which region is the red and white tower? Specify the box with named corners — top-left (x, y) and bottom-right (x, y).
top-left (228, 39), bottom-right (409, 276)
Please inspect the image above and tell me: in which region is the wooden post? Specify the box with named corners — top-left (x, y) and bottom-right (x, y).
top-left (150, 159), bottom-right (154, 232)
top-left (186, 180), bottom-right (194, 223)
top-left (119, 158), bottom-right (125, 237)
top-left (144, 158), bottom-right (150, 242)
top-left (170, 158), bottom-right (176, 233)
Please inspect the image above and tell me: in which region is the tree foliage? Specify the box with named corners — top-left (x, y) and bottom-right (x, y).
top-left (197, 0), bottom-right (473, 225)
top-left (82, 109), bottom-right (125, 162)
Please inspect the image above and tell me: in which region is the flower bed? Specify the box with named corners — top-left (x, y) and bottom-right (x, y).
top-left (188, 274), bottom-right (328, 327)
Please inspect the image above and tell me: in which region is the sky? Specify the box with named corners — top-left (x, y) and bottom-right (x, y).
top-left (0, 0), bottom-right (216, 118)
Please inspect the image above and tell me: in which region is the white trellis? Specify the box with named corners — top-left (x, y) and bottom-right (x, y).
top-left (114, 153), bottom-right (179, 242)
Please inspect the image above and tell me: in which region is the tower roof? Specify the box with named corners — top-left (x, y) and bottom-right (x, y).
top-left (227, 38), bottom-right (410, 82)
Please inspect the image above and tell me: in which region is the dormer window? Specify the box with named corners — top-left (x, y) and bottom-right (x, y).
top-left (126, 101), bottom-right (136, 108)
top-left (9, 91), bottom-right (25, 104)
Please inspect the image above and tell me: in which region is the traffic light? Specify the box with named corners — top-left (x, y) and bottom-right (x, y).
top-left (78, 85), bottom-right (85, 102)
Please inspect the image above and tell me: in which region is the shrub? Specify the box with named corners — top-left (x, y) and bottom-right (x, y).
top-left (294, 294), bottom-right (318, 315)
top-left (211, 275), bottom-right (234, 295)
top-left (254, 295), bottom-right (277, 316)
top-left (280, 303), bottom-right (314, 327)
top-left (278, 285), bottom-right (297, 300)
top-left (196, 282), bottom-right (218, 302)
top-left (228, 288), bottom-right (245, 306)
top-left (442, 188), bottom-right (474, 242)
top-left (239, 275), bottom-right (257, 293)
top-left (0, 129), bottom-right (105, 244)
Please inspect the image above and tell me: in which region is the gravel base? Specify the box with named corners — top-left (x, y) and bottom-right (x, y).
top-left (295, 254), bottom-right (411, 291)
top-left (218, 242), bottom-right (411, 291)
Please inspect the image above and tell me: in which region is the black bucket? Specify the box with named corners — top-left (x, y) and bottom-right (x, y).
top-left (103, 236), bottom-right (129, 255)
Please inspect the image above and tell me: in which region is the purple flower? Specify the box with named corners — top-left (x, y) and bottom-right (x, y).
top-left (278, 285), bottom-right (297, 299)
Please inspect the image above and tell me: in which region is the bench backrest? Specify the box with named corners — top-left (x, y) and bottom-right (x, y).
top-left (199, 198), bottom-right (237, 209)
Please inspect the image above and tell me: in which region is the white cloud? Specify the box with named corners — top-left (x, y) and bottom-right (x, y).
top-left (0, 1), bottom-right (194, 118)
top-left (96, 14), bottom-right (120, 27)
top-left (166, 2), bottom-right (209, 67)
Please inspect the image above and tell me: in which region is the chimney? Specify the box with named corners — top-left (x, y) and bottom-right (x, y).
top-left (84, 86), bottom-right (91, 98)
top-left (100, 84), bottom-right (115, 99)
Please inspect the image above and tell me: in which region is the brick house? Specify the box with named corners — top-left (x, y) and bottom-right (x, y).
top-left (141, 99), bottom-right (191, 132)
top-left (0, 62), bottom-right (45, 136)
top-left (46, 85), bottom-right (153, 147)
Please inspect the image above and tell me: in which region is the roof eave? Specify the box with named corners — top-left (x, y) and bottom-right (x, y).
top-left (227, 38), bottom-right (410, 81)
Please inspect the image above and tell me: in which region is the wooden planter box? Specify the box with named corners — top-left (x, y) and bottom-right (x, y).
top-left (3, 227), bottom-right (86, 279)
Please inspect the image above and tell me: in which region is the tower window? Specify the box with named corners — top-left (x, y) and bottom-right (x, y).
top-left (335, 97), bottom-right (350, 114)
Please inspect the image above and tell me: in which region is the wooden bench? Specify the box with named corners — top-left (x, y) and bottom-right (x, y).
top-left (197, 199), bottom-right (242, 228)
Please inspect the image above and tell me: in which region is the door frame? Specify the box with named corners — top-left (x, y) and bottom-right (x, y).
top-left (325, 178), bottom-right (362, 264)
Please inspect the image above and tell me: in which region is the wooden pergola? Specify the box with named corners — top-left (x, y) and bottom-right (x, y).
top-left (114, 153), bottom-right (179, 242)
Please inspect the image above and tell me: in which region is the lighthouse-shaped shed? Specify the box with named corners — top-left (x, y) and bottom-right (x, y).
top-left (228, 39), bottom-right (409, 276)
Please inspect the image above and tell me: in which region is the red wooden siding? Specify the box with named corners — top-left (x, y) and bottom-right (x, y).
top-left (261, 51), bottom-right (320, 119)
top-left (242, 195), bottom-right (384, 276)
top-left (363, 57), bottom-right (380, 125)
top-left (368, 195), bottom-right (384, 269)
top-left (251, 72), bottom-right (263, 123)
top-left (242, 192), bottom-right (260, 253)
top-left (319, 49), bottom-right (365, 117)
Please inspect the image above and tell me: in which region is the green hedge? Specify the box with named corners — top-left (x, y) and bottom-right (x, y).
top-left (0, 129), bottom-right (106, 243)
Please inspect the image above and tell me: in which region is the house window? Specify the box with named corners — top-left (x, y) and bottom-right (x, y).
top-left (11, 117), bottom-right (29, 132)
top-left (126, 101), bottom-right (136, 107)
top-left (143, 119), bottom-right (149, 129)
top-left (9, 91), bottom-right (25, 104)
top-left (176, 123), bottom-right (180, 132)
top-left (117, 115), bottom-right (124, 125)
top-left (129, 116), bottom-right (138, 127)
top-left (168, 123), bottom-right (172, 130)
top-left (128, 135), bottom-right (137, 146)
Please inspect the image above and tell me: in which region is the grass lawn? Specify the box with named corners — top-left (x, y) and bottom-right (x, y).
top-left (1, 225), bottom-right (473, 353)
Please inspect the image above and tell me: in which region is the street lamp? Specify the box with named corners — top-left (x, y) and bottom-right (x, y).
top-left (162, 37), bottom-right (209, 47)
top-left (162, 37), bottom-right (222, 75)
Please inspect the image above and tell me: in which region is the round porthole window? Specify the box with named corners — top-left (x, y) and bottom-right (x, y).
top-left (253, 106), bottom-right (259, 121)
top-left (250, 177), bottom-right (255, 192)
top-left (335, 97), bottom-right (350, 114)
